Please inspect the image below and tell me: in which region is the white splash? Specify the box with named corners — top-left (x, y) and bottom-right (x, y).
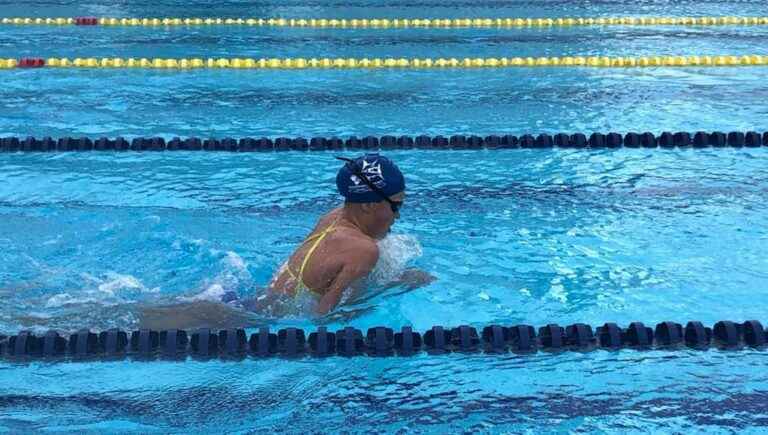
top-left (179, 283), bottom-right (227, 302)
top-left (223, 251), bottom-right (247, 272)
top-left (369, 234), bottom-right (423, 284)
top-left (97, 272), bottom-right (158, 296)
top-left (45, 272), bottom-right (158, 308)
top-left (179, 251), bottom-right (252, 302)
top-left (45, 292), bottom-right (111, 308)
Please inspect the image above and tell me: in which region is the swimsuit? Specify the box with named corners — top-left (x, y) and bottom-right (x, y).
top-left (285, 220), bottom-right (339, 296)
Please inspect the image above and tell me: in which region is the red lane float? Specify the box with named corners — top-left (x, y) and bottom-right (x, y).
top-left (18, 58), bottom-right (45, 68)
top-left (75, 17), bottom-right (99, 25)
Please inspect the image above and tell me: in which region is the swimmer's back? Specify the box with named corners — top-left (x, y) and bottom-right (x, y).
top-left (269, 207), bottom-right (379, 306)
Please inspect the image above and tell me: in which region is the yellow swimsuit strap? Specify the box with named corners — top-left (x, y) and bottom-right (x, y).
top-left (287, 220), bottom-right (339, 294)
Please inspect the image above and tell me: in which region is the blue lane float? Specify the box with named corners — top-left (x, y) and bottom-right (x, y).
top-left (0, 321), bottom-right (765, 360)
top-left (0, 131), bottom-right (766, 152)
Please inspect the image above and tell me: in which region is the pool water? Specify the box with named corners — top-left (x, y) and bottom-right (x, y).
top-left (2, 0), bottom-right (768, 433)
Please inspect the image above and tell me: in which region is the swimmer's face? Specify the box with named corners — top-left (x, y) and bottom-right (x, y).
top-left (370, 191), bottom-right (405, 239)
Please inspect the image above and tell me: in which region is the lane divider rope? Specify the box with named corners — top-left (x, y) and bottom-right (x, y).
top-left (2, 16), bottom-right (768, 28)
top-left (3, 55), bottom-right (768, 70)
top-left (1, 321), bottom-right (765, 360)
top-left (1, 131), bottom-right (765, 152)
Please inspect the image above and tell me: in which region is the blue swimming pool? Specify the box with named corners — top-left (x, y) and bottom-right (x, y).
top-left (3, 0), bottom-right (768, 432)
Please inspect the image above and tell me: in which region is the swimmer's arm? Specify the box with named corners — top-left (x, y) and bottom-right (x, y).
top-left (383, 268), bottom-right (437, 290)
top-left (315, 244), bottom-right (378, 315)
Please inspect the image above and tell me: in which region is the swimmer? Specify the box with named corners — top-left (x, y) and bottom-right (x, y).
top-left (138, 153), bottom-right (434, 329)
top-left (255, 153), bottom-right (433, 315)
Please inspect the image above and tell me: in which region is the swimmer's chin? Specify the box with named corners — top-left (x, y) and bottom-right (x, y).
top-left (374, 227), bottom-right (392, 240)
top-left (372, 230), bottom-right (389, 241)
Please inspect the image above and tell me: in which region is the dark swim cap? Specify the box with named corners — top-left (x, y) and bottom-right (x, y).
top-left (336, 153), bottom-right (405, 203)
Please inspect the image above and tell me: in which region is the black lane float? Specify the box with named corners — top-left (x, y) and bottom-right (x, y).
top-left (0, 321), bottom-right (765, 360)
top-left (0, 131), bottom-right (766, 152)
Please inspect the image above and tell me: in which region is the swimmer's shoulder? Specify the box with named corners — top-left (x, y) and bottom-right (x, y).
top-left (312, 208), bottom-right (379, 268)
top-left (327, 226), bottom-right (380, 268)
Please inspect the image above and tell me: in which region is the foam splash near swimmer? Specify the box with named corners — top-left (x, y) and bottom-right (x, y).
top-left (134, 249), bottom-right (265, 331)
top-left (10, 272), bottom-right (154, 334)
top-left (370, 234), bottom-right (424, 285)
top-left (15, 248), bottom-right (261, 333)
top-left (339, 233), bottom-right (425, 307)
top-left (177, 250), bottom-right (254, 303)
top-left (45, 272), bottom-right (159, 309)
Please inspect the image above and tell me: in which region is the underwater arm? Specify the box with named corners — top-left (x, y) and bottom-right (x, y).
top-left (137, 300), bottom-right (258, 330)
top-left (383, 268), bottom-right (437, 290)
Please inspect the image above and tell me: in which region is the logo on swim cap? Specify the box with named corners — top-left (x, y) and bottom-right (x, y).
top-left (349, 159), bottom-right (385, 193)
top-left (336, 153), bottom-right (405, 203)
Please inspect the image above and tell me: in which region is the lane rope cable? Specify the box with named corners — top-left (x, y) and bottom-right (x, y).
top-left (1, 320), bottom-right (765, 360)
top-left (2, 16), bottom-right (768, 28)
top-left (3, 55), bottom-right (768, 70)
top-left (1, 131), bottom-right (766, 152)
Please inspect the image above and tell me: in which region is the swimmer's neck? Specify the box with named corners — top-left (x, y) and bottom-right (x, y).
top-left (339, 205), bottom-right (379, 240)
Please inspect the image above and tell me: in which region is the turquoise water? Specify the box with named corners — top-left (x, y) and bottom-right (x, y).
top-left (2, 150), bottom-right (768, 432)
top-left (3, 0), bottom-right (768, 433)
top-left (2, 2), bottom-right (768, 138)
